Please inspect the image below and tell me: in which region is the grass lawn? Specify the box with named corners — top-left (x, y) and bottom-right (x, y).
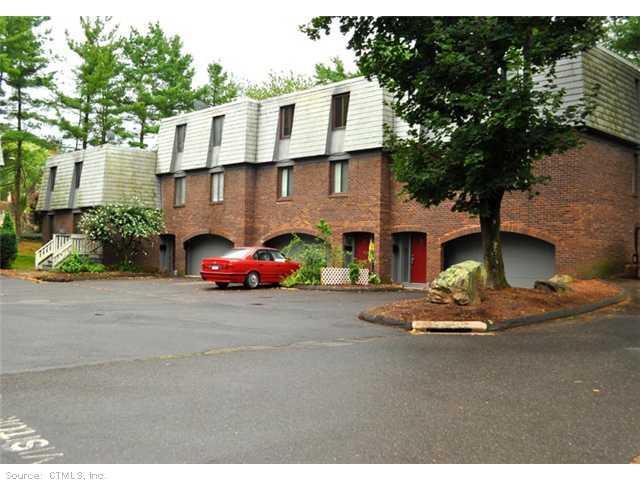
top-left (10, 239), bottom-right (42, 271)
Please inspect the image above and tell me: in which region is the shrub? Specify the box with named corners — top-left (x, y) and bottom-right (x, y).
top-left (281, 220), bottom-right (336, 286)
top-left (79, 198), bottom-right (165, 269)
top-left (56, 253), bottom-right (106, 274)
top-left (348, 261), bottom-right (361, 285)
top-left (368, 272), bottom-right (382, 285)
top-left (0, 214), bottom-right (18, 269)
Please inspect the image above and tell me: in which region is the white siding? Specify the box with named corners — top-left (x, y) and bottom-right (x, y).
top-left (36, 145), bottom-right (158, 211)
top-left (156, 99), bottom-right (259, 173)
top-left (583, 47), bottom-right (640, 144)
top-left (102, 146), bottom-right (157, 207)
top-left (343, 79), bottom-right (386, 152)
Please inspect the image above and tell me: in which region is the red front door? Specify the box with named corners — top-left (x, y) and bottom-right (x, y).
top-left (410, 233), bottom-right (427, 283)
top-left (354, 234), bottom-right (371, 262)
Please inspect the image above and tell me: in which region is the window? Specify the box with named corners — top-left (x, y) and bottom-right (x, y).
top-left (279, 105), bottom-right (295, 139)
top-left (174, 176), bottom-right (186, 207)
top-left (207, 116), bottom-right (224, 166)
top-left (172, 124), bottom-right (187, 171)
top-left (278, 166), bottom-right (293, 198)
top-left (48, 167), bottom-right (57, 192)
top-left (634, 153), bottom-right (639, 196)
top-left (211, 172), bottom-right (224, 202)
top-left (331, 160), bottom-right (348, 194)
top-left (73, 162), bottom-right (83, 189)
top-left (254, 250), bottom-right (274, 261)
top-left (222, 248), bottom-right (252, 259)
top-left (331, 93), bottom-right (350, 130)
top-left (272, 251), bottom-right (286, 262)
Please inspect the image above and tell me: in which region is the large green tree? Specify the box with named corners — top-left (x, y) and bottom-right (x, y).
top-left (197, 61), bottom-right (241, 106)
top-left (57, 16), bottom-right (125, 149)
top-left (606, 16), bottom-right (640, 65)
top-left (122, 23), bottom-right (196, 148)
top-left (304, 17), bottom-right (605, 288)
top-left (0, 16), bottom-right (55, 235)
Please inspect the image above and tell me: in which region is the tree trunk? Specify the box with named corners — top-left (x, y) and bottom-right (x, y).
top-left (82, 95), bottom-right (90, 150)
top-left (13, 87), bottom-right (23, 236)
top-left (479, 193), bottom-right (509, 289)
top-left (138, 120), bottom-right (145, 148)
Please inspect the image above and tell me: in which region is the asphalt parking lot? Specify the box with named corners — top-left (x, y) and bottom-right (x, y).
top-left (1, 277), bottom-right (639, 463)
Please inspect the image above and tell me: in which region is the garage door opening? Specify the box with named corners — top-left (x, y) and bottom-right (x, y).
top-left (443, 232), bottom-right (555, 288)
top-left (264, 233), bottom-right (321, 259)
top-left (184, 234), bottom-right (234, 276)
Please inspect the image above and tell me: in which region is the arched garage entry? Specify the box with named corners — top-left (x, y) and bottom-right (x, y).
top-left (184, 234), bottom-right (234, 276)
top-left (443, 232), bottom-right (555, 288)
top-left (264, 233), bottom-right (320, 258)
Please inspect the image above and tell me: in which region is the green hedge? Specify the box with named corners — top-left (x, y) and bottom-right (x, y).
top-left (0, 214), bottom-right (18, 269)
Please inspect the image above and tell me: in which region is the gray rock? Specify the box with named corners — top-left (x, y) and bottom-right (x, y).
top-left (426, 260), bottom-right (487, 305)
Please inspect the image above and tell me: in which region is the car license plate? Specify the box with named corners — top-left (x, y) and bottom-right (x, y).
top-left (211, 265), bottom-right (220, 270)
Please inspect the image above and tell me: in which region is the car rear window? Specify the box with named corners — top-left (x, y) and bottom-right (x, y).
top-left (222, 248), bottom-right (252, 259)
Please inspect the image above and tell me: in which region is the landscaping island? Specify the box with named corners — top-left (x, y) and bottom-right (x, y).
top-left (360, 262), bottom-right (626, 332)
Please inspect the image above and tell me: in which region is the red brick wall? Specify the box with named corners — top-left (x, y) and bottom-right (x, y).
top-left (154, 132), bottom-right (640, 279)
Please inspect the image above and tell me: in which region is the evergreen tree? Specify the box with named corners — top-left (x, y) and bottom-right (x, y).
top-left (122, 23), bottom-right (197, 148)
top-left (57, 16), bottom-right (125, 149)
top-left (0, 16), bottom-right (55, 235)
top-left (197, 61), bottom-right (241, 106)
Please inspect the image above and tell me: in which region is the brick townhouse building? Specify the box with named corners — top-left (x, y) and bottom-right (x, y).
top-left (37, 46), bottom-right (640, 287)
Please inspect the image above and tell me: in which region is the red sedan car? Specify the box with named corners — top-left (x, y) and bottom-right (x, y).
top-left (200, 247), bottom-right (300, 289)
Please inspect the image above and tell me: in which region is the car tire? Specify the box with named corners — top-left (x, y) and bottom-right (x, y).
top-left (216, 282), bottom-right (229, 289)
top-left (244, 271), bottom-right (260, 289)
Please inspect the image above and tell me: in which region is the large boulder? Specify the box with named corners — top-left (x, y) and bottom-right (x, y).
top-left (534, 273), bottom-right (574, 293)
top-left (426, 260), bottom-right (487, 306)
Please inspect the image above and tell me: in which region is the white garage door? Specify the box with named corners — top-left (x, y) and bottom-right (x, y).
top-left (443, 232), bottom-right (555, 288)
top-left (185, 235), bottom-right (233, 275)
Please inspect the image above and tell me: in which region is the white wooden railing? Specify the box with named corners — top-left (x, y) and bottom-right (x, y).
top-left (35, 234), bottom-right (101, 270)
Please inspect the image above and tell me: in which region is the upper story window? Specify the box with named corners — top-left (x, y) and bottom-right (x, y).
top-left (331, 93), bottom-right (350, 130)
top-left (211, 172), bottom-right (224, 203)
top-left (48, 166), bottom-right (57, 193)
top-left (633, 153), bottom-right (639, 196)
top-left (279, 105), bottom-right (295, 139)
top-left (172, 124), bottom-right (187, 171)
top-left (278, 166), bottom-right (293, 199)
top-left (174, 176), bottom-right (186, 207)
top-left (331, 160), bottom-right (348, 194)
top-left (208, 116), bottom-right (224, 167)
top-left (73, 162), bottom-right (83, 190)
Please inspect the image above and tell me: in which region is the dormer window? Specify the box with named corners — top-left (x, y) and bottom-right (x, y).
top-left (172, 124), bottom-right (187, 171)
top-left (207, 116), bottom-right (224, 168)
top-left (279, 105), bottom-right (295, 139)
top-left (331, 93), bottom-right (350, 130)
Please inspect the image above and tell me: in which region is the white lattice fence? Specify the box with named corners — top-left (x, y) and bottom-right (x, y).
top-left (321, 267), bottom-right (369, 286)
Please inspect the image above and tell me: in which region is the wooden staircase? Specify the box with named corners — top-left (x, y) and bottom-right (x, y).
top-left (35, 234), bottom-right (102, 270)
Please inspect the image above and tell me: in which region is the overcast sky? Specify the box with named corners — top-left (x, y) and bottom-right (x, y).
top-left (50, 15), bottom-right (358, 91)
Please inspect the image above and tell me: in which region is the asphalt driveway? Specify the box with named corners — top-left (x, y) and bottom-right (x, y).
top-left (1, 277), bottom-right (639, 463)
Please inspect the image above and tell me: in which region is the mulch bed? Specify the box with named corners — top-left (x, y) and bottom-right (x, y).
top-left (0, 269), bottom-right (161, 282)
top-left (287, 284), bottom-right (404, 292)
top-left (363, 279), bottom-right (623, 326)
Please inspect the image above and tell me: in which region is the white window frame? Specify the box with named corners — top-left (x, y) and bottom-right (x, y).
top-left (331, 160), bottom-right (348, 194)
top-left (174, 176), bottom-right (186, 207)
top-left (279, 166), bottom-right (292, 198)
top-left (211, 172), bottom-right (224, 203)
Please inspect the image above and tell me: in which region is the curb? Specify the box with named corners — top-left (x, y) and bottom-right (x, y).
top-left (359, 291), bottom-right (627, 332)
top-left (286, 284), bottom-right (404, 292)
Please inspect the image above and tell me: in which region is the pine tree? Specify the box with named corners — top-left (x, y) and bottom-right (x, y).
top-left (122, 23), bottom-right (197, 148)
top-left (197, 62), bottom-right (241, 106)
top-left (0, 16), bottom-right (55, 235)
top-left (56, 17), bottom-right (125, 149)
